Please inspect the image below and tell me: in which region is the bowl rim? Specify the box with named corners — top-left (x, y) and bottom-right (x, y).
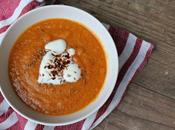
top-left (0, 5), bottom-right (119, 126)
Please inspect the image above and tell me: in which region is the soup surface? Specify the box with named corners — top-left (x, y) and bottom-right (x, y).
top-left (9, 19), bottom-right (106, 116)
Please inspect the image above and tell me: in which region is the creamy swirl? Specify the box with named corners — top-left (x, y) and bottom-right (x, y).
top-left (38, 39), bottom-right (81, 85)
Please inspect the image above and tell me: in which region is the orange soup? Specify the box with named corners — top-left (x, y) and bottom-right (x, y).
top-left (9, 19), bottom-right (106, 116)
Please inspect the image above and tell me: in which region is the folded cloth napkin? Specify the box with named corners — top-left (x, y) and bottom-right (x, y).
top-left (0, 0), bottom-right (154, 130)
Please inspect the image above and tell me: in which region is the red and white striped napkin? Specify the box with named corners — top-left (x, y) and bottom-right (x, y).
top-left (0, 0), bottom-right (154, 130)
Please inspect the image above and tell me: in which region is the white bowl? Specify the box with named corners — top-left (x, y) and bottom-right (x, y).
top-left (0, 5), bottom-right (118, 126)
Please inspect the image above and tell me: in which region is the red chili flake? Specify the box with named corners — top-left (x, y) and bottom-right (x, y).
top-left (43, 49), bottom-right (74, 82)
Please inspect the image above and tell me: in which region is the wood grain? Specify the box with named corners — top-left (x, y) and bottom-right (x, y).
top-left (57, 0), bottom-right (175, 129)
top-left (118, 83), bottom-right (175, 128)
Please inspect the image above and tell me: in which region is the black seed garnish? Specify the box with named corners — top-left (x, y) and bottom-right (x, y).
top-left (51, 77), bottom-right (56, 80)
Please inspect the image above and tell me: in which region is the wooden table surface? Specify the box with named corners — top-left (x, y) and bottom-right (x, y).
top-left (58, 0), bottom-right (175, 130)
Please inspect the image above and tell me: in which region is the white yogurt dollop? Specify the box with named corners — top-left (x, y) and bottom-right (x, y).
top-left (67, 48), bottom-right (75, 56)
top-left (63, 63), bottom-right (81, 82)
top-left (45, 39), bottom-right (66, 54)
top-left (38, 39), bottom-right (81, 85)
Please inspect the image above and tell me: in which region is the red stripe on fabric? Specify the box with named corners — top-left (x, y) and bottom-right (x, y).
top-left (114, 38), bottom-right (142, 84)
top-left (0, 1), bottom-right (39, 34)
top-left (116, 44), bottom-right (154, 109)
top-left (20, 1), bottom-right (39, 16)
top-left (0, 0), bottom-right (20, 21)
top-left (129, 44), bottom-right (154, 83)
top-left (93, 38), bottom-right (143, 124)
top-left (35, 124), bottom-right (44, 130)
top-left (54, 119), bottom-right (85, 130)
top-left (0, 25), bottom-right (9, 33)
top-left (134, 44), bottom-right (154, 74)
top-left (0, 107), bottom-right (14, 123)
top-left (108, 26), bottom-right (129, 56)
top-left (6, 121), bottom-right (20, 130)
top-left (0, 94), bottom-right (4, 103)
top-left (16, 113), bottom-right (28, 130)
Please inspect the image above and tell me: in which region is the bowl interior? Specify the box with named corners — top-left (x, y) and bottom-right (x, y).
top-left (0, 5), bottom-right (118, 126)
